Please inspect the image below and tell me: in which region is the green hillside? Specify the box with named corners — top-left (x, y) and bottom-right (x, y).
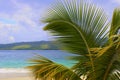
top-left (0, 41), bottom-right (59, 50)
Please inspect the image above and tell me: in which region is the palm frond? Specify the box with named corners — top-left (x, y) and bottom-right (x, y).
top-left (109, 70), bottom-right (120, 80)
top-left (44, 20), bottom-right (89, 56)
top-left (44, 20), bottom-right (97, 76)
top-left (43, 0), bottom-right (109, 68)
top-left (28, 0), bottom-right (120, 80)
top-left (43, 0), bottom-right (110, 78)
top-left (110, 34), bottom-right (120, 48)
top-left (109, 8), bottom-right (120, 36)
top-left (28, 56), bottom-right (81, 80)
top-left (109, 8), bottom-right (120, 39)
top-left (89, 44), bottom-right (120, 80)
top-left (43, 0), bottom-right (109, 50)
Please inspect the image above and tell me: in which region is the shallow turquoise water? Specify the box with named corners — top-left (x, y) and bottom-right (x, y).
top-left (0, 50), bottom-right (75, 68)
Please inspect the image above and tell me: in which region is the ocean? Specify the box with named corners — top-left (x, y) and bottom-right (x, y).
top-left (0, 50), bottom-right (75, 68)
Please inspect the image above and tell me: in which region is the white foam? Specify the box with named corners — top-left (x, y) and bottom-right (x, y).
top-left (0, 68), bottom-right (30, 73)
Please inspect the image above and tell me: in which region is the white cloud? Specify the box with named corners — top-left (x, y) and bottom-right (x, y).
top-left (0, 0), bottom-right (50, 43)
top-left (9, 36), bottom-right (15, 42)
top-left (0, 0), bottom-right (39, 32)
top-left (0, 22), bottom-right (22, 32)
top-left (11, 0), bottom-right (39, 27)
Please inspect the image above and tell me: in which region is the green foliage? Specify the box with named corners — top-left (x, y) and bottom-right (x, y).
top-left (28, 0), bottom-right (120, 80)
top-left (40, 44), bottom-right (49, 49)
top-left (0, 41), bottom-right (59, 50)
top-left (12, 45), bottom-right (31, 49)
top-left (110, 8), bottom-right (120, 37)
top-left (28, 56), bottom-right (81, 80)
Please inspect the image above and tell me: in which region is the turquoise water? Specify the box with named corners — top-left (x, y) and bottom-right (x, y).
top-left (0, 50), bottom-right (75, 68)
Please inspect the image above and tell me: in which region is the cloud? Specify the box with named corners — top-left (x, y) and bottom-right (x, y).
top-left (11, 0), bottom-right (39, 27)
top-left (9, 36), bottom-right (15, 42)
top-left (0, 22), bottom-right (22, 32)
top-left (0, 0), bottom-right (51, 44)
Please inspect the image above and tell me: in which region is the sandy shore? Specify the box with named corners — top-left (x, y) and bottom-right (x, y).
top-left (2, 77), bottom-right (34, 80)
top-left (0, 68), bottom-right (34, 80)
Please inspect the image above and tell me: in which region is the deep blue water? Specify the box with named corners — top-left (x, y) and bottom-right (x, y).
top-left (0, 50), bottom-right (75, 68)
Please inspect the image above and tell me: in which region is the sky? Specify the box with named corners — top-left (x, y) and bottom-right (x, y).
top-left (0, 0), bottom-right (119, 44)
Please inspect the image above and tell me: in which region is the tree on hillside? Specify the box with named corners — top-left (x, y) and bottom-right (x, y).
top-left (28, 0), bottom-right (120, 80)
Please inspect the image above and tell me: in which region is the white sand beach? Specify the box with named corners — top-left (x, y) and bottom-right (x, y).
top-left (0, 68), bottom-right (34, 80)
top-left (2, 77), bottom-right (33, 80)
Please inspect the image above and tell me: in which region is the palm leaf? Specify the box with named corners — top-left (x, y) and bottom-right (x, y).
top-left (88, 33), bottom-right (120, 80)
top-left (43, 0), bottom-right (109, 48)
top-left (109, 8), bottom-right (120, 42)
top-left (28, 56), bottom-right (81, 80)
top-left (90, 42), bottom-right (120, 80)
top-left (87, 33), bottom-right (120, 80)
top-left (43, 0), bottom-right (109, 78)
top-left (109, 8), bottom-right (120, 44)
top-left (28, 0), bottom-right (120, 80)
top-left (44, 20), bottom-right (97, 76)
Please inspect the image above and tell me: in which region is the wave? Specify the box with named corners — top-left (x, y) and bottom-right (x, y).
top-left (0, 68), bottom-right (30, 73)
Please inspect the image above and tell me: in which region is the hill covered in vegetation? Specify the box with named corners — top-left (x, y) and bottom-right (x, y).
top-left (0, 41), bottom-right (59, 50)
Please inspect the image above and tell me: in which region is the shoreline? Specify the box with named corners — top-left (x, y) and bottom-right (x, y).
top-left (0, 68), bottom-right (30, 73)
top-left (0, 68), bottom-right (34, 80)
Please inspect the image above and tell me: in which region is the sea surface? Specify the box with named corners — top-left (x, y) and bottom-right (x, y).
top-left (0, 50), bottom-right (75, 68)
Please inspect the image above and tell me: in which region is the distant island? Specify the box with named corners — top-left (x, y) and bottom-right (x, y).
top-left (0, 41), bottom-right (60, 50)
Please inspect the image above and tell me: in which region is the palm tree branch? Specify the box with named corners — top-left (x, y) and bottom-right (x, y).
top-left (44, 20), bottom-right (96, 77)
top-left (92, 43), bottom-right (120, 80)
top-left (42, 0), bottom-right (109, 46)
top-left (103, 50), bottom-right (118, 80)
top-left (28, 55), bottom-right (81, 80)
top-left (109, 8), bottom-right (120, 43)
